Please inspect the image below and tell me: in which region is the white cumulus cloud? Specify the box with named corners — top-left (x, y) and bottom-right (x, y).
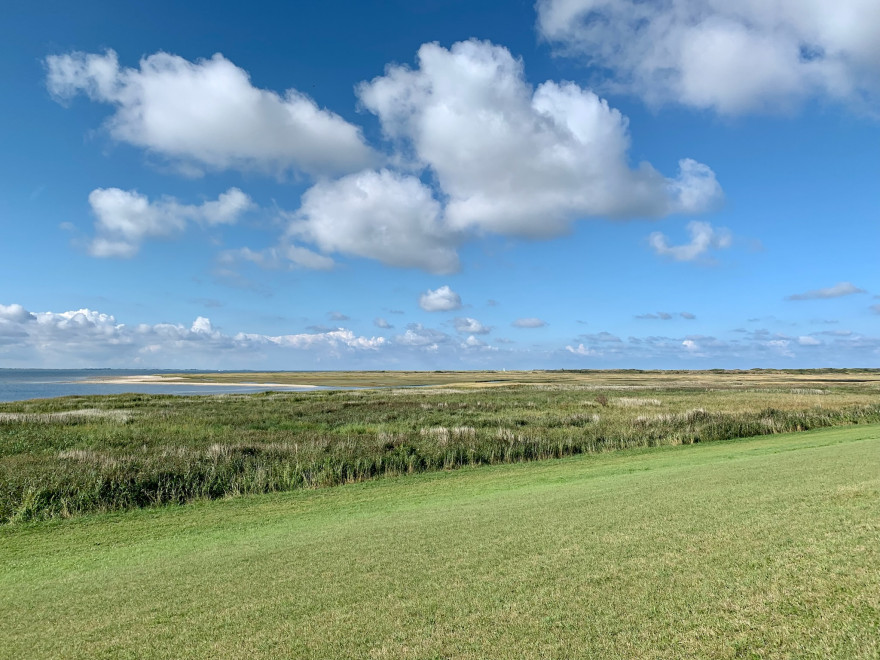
top-left (358, 39), bottom-right (722, 238)
top-left (453, 317), bottom-right (491, 335)
top-left (289, 169), bottom-right (459, 274)
top-left (537, 0), bottom-right (880, 115)
top-left (566, 343), bottom-right (597, 356)
top-left (0, 304), bottom-right (36, 323)
top-left (419, 286), bottom-right (462, 312)
top-left (393, 323), bottom-right (451, 350)
top-left (87, 187), bottom-right (254, 257)
top-left (46, 50), bottom-right (375, 176)
top-left (461, 335), bottom-right (497, 351)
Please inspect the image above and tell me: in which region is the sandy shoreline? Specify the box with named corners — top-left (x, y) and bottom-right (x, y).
top-left (76, 375), bottom-right (321, 390)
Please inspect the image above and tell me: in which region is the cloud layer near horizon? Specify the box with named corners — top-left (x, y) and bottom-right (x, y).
top-left (0, 305), bottom-right (386, 368)
top-left (2, 302), bottom-right (878, 369)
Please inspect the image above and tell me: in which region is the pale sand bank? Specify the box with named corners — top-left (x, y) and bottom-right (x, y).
top-left (77, 375), bottom-right (321, 390)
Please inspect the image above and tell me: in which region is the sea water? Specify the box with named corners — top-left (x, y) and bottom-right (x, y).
top-left (0, 369), bottom-right (310, 403)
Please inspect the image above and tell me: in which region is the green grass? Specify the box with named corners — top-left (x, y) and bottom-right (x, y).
top-left (3, 376), bottom-right (880, 522)
top-left (2, 425), bottom-right (878, 659)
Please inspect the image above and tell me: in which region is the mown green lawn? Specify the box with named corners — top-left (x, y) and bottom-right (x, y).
top-left (2, 425), bottom-right (879, 659)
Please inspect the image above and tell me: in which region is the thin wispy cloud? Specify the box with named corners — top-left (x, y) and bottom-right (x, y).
top-left (786, 282), bottom-right (866, 301)
top-left (578, 332), bottom-right (622, 343)
top-left (636, 312), bottom-right (696, 320)
top-left (512, 318), bottom-right (547, 328)
top-left (649, 221), bottom-right (731, 262)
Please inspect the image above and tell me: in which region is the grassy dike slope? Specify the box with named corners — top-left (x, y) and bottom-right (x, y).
top-left (2, 426), bottom-right (879, 659)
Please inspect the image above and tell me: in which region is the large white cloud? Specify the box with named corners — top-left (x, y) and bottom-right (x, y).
top-left (289, 169), bottom-right (460, 274)
top-left (87, 187), bottom-right (254, 257)
top-left (357, 39), bottom-right (721, 237)
top-left (537, 0), bottom-right (880, 114)
top-left (46, 50), bottom-right (376, 176)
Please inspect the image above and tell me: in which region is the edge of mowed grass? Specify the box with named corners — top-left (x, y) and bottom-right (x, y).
top-left (2, 424), bottom-right (879, 659)
top-left (1, 420), bottom-right (875, 538)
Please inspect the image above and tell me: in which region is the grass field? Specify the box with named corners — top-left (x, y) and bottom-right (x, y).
top-left (2, 424), bottom-right (878, 659)
top-left (3, 370), bottom-right (880, 522)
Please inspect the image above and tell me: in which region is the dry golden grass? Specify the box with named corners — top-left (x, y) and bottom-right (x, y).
top-left (142, 368), bottom-right (880, 390)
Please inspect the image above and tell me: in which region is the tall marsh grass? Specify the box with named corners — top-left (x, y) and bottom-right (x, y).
top-left (2, 379), bottom-right (879, 523)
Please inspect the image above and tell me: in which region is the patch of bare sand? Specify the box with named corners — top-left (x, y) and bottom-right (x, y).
top-left (78, 375), bottom-right (320, 389)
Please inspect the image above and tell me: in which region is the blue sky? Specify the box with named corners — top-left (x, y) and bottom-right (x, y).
top-left (1, 0), bottom-right (878, 369)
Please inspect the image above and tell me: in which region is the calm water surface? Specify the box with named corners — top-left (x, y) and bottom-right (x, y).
top-left (0, 369), bottom-right (314, 403)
